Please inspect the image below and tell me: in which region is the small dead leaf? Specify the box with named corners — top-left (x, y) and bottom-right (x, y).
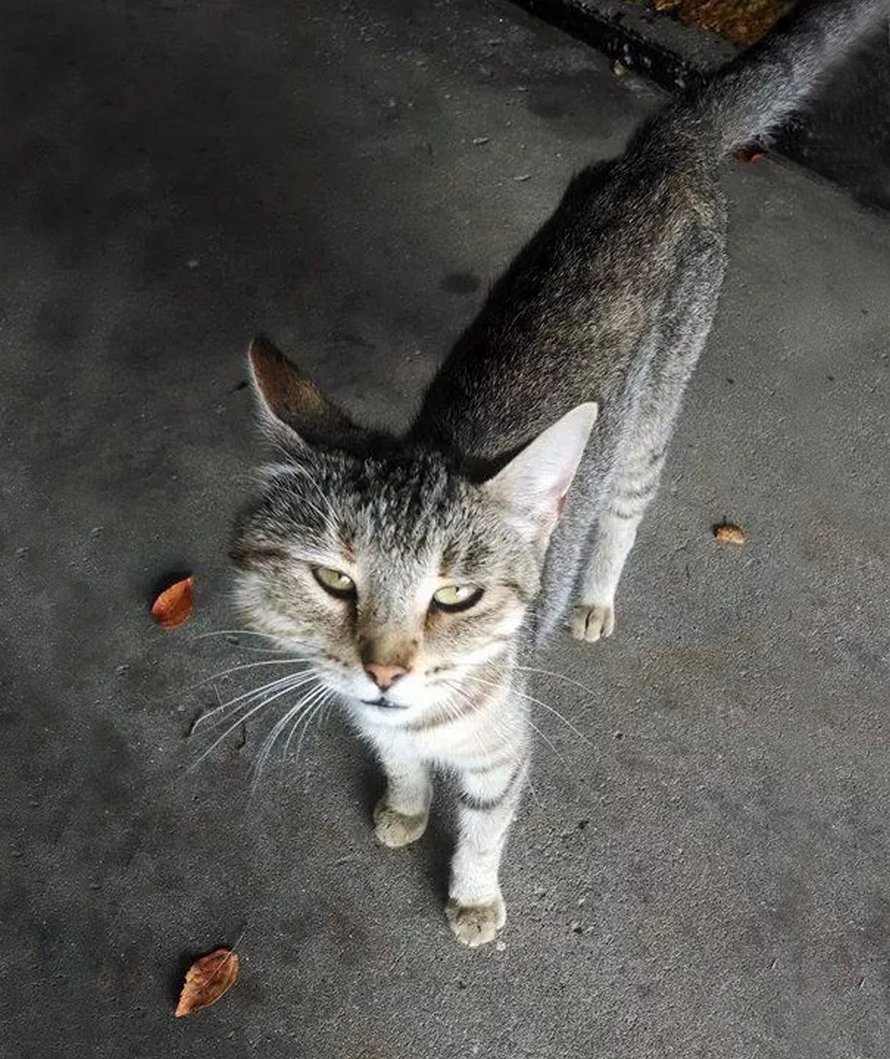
top-left (714, 523), bottom-right (746, 545)
top-left (175, 948), bottom-right (240, 1018)
top-left (650, 0), bottom-right (792, 46)
top-left (151, 576), bottom-right (194, 629)
top-left (735, 144), bottom-right (766, 163)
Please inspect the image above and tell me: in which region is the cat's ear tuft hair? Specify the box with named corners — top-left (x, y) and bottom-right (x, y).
top-left (248, 335), bottom-right (361, 453)
top-left (482, 403), bottom-right (598, 542)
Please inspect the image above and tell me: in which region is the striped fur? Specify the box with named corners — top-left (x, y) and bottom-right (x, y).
top-left (232, 1), bottom-right (885, 947)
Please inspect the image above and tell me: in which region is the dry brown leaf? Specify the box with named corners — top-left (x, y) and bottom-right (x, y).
top-left (651, 0), bottom-right (793, 47)
top-left (151, 576), bottom-right (194, 629)
top-left (175, 948), bottom-right (240, 1018)
top-left (714, 523), bottom-right (747, 545)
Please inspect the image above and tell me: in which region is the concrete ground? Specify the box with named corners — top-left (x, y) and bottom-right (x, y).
top-left (2, 1), bottom-right (889, 1056)
top-left (517, 0), bottom-right (890, 213)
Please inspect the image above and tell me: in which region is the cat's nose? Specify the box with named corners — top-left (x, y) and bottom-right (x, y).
top-left (364, 662), bottom-right (408, 690)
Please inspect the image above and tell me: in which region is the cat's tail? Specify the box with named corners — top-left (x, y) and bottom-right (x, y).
top-left (651, 0), bottom-right (886, 161)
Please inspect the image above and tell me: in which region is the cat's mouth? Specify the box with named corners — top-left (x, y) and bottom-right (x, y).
top-left (361, 695), bottom-right (407, 710)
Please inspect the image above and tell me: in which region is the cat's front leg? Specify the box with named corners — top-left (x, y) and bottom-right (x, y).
top-left (447, 754), bottom-right (529, 948)
top-left (373, 747), bottom-right (432, 849)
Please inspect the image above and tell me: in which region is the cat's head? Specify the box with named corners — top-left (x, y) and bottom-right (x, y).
top-left (231, 337), bottom-right (596, 724)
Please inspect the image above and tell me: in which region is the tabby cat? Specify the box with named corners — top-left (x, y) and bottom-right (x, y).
top-left (231, 0), bottom-right (885, 946)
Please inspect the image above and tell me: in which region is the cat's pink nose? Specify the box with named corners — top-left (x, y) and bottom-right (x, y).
top-left (364, 662), bottom-right (408, 690)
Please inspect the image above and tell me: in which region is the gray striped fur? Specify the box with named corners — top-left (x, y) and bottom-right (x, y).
top-left (231, 1), bottom-right (885, 947)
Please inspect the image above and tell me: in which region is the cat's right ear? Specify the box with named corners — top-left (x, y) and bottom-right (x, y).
top-left (248, 336), bottom-right (361, 453)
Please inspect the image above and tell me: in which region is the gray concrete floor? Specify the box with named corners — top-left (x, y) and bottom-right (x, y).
top-left (2, 1), bottom-right (889, 1056)
top-left (525, 0), bottom-right (890, 213)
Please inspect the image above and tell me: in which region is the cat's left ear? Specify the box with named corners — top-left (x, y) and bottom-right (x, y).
top-left (482, 403), bottom-right (598, 543)
top-left (248, 335), bottom-right (362, 453)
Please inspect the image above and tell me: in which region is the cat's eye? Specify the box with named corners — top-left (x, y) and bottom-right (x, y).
top-left (432, 584), bottom-right (483, 612)
top-left (312, 566), bottom-right (356, 599)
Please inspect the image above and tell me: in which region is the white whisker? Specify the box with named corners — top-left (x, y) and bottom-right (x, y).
top-left (461, 673), bottom-right (592, 748)
top-left (443, 681), bottom-right (542, 808)
top-left (252, 682), bottom-right (325, 792)
top-left (192, 670), bottom-right (317, 733)
top-left (187, 628), bottom-right (320, 655)
top-left (280, 685), bottom-right (331, 768)
top-left (444, 681), bottom-right (524, 767)
top-left (188, 629), bottom-right (281, 644)
top-left (453, 675), bottom-right (568, 764)
top-left (514, 665), bottom-right (598, 701)
top-left (289, 693), bottom-right (333, 769)
top-left (188, 677), bottom-right (313, 772)
top-left (523, 715), bottom-right (567, 768)
top-left (182, 657), bottom-right (315, 697)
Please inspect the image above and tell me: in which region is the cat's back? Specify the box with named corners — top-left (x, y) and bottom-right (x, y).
top-left (412, 149), bottom-right (726, 461)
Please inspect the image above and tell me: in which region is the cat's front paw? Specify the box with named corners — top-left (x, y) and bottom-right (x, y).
top-left (445, 896), bottom-right (506, 948)
top-left (373, 798), bottom-right (429, 849)
top-left (571, 602), bottom-right (615, 643)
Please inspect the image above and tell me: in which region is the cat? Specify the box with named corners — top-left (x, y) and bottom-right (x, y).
top-left (230, 0), bottom-right (886, 947)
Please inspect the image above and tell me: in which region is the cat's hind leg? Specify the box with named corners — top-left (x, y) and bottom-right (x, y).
top-left (572, 227), bottom-right (725, 643)
top-left (571, 442), bottom-right (665, 642)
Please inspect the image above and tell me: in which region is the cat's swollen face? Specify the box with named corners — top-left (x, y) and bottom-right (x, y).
top-left (231, 339), bottom-right (596, 722)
